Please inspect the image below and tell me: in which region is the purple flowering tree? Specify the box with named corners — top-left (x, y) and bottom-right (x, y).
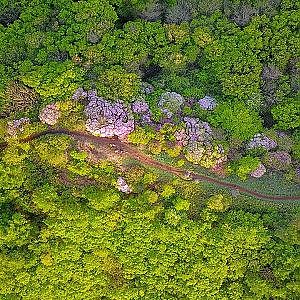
top-left (7, 118), bottom-right (30, 136)
top-left (250, 163), bottom-right (267, 178)
top-left (197, 96), bottom-right (217, 110)
top-left (72, 87), bottom-right (88, 101)
top-left (131, 99), bottom-right (153, 126)
top-left (116, 177), bottom-right (132, 193)
top-left (247, 133), bottom-right (277, 151)
top-left (83, 89), bottom-right (135, 139)
top-left (264, 151), bottom-right (292, 171)
top-left (39, 103), bottom-right (61, 125)
top-left (182, 117), bottom-right (213, 143)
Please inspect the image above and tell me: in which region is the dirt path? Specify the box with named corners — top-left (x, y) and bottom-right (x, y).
top-left (1, 128), bottom-right (300, 201)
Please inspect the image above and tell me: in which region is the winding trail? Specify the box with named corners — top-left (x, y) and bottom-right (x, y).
top-left (1, 128), bottom-right (299, 201)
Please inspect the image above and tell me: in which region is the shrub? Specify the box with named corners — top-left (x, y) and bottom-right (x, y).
top-left (33, 135), bottom-right (71, 167)
top-left (232, 156), bottom-right (261, 180)
top-left (127, 126), bottom-right (155, 145)
top-left (2, 81), bottom-right (38, 115)
top-left (173, 197), bottom-right (190, 211)
top-left (291, 130), bottom-right (300, 159)
top-left (184, 142), bottom-right (226, 169)
top-left (161, 184), bottom-right (176, 198)
top-left (207, 193), bottom-right (231, 212)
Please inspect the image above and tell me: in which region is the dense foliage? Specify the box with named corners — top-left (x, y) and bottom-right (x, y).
top-left (0, 142), bottom-right (299, 299)
top-left (0, 0), bottom-right (299, 299)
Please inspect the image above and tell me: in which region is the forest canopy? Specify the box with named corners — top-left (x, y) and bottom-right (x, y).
top-left (0, 0), bottom-right (299, 299)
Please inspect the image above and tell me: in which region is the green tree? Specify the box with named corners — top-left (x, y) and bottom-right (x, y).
top-left (94, 66), bottom-right (141, 101)
top-left (271, 98), bottom-right (300, 130)
top-left (18, 60), bottom-right (85, 101)
top-left (83, 186), bottom-right (121, 211)
top-left (33, 135), bottom-right (70, 167)
top-left (209, 101), bottom-right (263, 141)
top-left (232, 155), bottom-right (260, 180)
